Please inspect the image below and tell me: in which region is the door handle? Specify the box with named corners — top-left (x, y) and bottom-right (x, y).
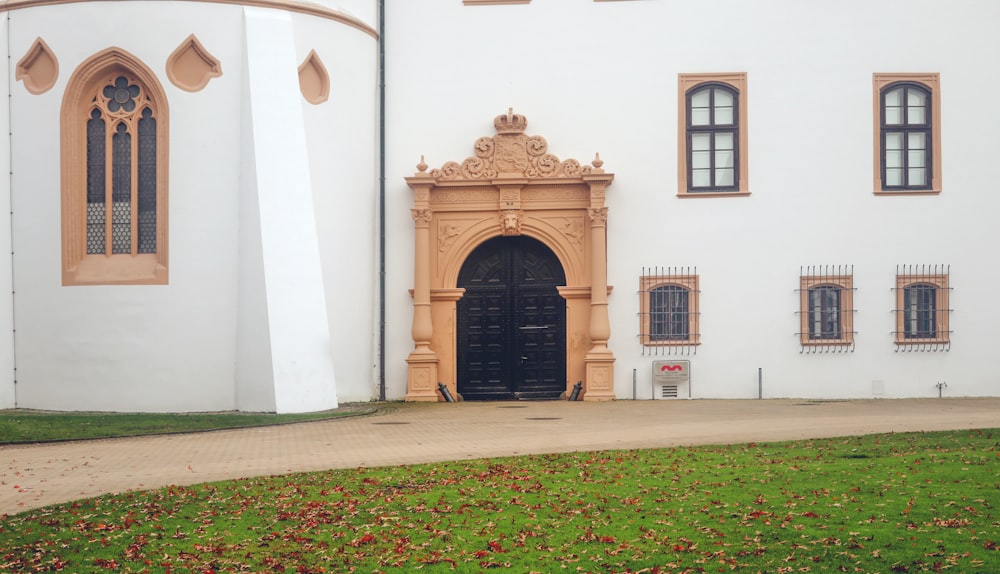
top-left (521, 356), bottom-right (528, 360)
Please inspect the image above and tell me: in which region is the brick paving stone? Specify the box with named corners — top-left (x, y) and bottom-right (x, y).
top-left (2, 398), bottom-right (998, 515)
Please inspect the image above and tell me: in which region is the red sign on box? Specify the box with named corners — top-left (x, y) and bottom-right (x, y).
top-left (653, 361), bottom-right (690, 384)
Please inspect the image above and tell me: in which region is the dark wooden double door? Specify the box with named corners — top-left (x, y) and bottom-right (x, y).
top-left (457, 236), bottom-right (567, 400)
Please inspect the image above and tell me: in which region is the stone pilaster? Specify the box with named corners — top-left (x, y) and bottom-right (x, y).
top-left (406, 177), bottom-right (440, 401)
top-left (582, 173), bottom-right (616, 401)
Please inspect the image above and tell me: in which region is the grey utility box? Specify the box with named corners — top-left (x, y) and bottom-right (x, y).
top-left (652, 360), bottom-right (691, 399)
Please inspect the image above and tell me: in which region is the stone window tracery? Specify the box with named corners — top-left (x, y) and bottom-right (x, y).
top-left (62, 49), bottom-right (168, 285)
top-left (86, 74), bottom-right (158, 258)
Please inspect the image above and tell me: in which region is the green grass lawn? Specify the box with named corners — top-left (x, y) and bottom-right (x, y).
top-left (0, 406), bottom-right (377, 444)
top-left (2, 429), bottom-right (998, 572)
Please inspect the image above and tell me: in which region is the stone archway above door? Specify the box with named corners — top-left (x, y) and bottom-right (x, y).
top-left (405, 109), bottom-right (615, 402)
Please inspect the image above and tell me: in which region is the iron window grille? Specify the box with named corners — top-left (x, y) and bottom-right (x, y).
top-left (796, 266), bottom-right (856, 353)
top-left (880, 82), bottom-right (932, 191)
top-left (639, 267), bottom-right (700, 355)
top-left (686, 83), bottom-right (739, 192)
top-left (893, 264), bottom-right (951, 352)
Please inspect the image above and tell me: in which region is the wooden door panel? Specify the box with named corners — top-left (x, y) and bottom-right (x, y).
top-left (458, 287), bottom-right (509, 399)
top-left (457, 236), bottom-right (566, 401)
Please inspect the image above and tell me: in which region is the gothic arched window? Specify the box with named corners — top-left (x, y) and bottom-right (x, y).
top-left (62, 49), bottom-right (168, 285)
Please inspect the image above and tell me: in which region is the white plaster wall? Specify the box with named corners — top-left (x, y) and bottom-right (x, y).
top-left (235, 43), bottom-right (277, 413)
top-left (239, 7), bottom-right (339, 413)
top-left (384, 0), bottom-right (1000, 400)
top-left (6, 1), bottom-right (376, 412)
top-left (313, 0), bottom-right (375, 27)
top-left (9, 3), bottom-right (246, 412)
top-left (295, 13), bottom-right (379, 403)
top-left (0, 21), bottom-right (13, 409)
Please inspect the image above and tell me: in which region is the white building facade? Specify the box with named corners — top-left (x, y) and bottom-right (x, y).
top-left (1, 0), bottom-right (997, 412)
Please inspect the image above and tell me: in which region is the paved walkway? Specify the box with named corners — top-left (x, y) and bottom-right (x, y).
top-left (2, 398), bottom-right (998, 516)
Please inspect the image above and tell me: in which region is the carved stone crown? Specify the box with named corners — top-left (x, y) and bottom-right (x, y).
top-left (494, 108), bottom-right (527, 134)
top-left (420, 109), bottom-right (606, 181)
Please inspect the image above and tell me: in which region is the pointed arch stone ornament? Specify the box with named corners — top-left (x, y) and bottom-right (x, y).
top-left (165, 34), bottom-right (222, 92)
top-left (16, 37), bottom-right (59, 95)
top-left (405, 109), bottom-right (615, 401)
top-left (298, 49), bottom-right (330, 105)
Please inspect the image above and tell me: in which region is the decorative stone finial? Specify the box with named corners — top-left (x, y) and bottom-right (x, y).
top-left (417, 155), bottom-right (427, 173)
top-left (494, 107), bottom-right (527, 134)
top-left (592, 153), bottom-right (603, 169)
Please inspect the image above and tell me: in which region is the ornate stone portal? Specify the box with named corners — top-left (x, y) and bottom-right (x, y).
top-left (405, 109), bottom-right (615, 401)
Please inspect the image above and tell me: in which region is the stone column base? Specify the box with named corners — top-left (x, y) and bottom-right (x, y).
top-left (405, 353), bottom-right (440, 402)
top-left (583, 355), bottom-right (616, 401)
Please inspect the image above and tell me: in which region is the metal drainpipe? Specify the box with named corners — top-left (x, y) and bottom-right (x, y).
top-left (6, 12), bottom-right (16, 408)
top-left (377, 0), bottom-right (386, 401)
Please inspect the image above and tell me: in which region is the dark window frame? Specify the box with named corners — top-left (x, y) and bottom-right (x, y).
top-left (807, 285), bottom-right (843, 340)
top-left (686, 82), bottom-right (740, 193)
top-left (799, 272), bottom-right (854, 349)
top-left (640, 273), bottom-right (700, 349)
top-left (649, 284), bottom-right (691, 342)
top-left (902, 283), bottom-right (938, 339)
top-left (880, 82), bottom-right (932, 191)
top-left (893, 270), bottom-right (950, 347)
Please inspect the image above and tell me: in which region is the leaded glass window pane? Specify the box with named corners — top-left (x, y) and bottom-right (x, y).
top-left (137, 108), bottom-right (157, 254)
top-left (104, 76), bottom-right (140, 114)
top-left (86, 109), bottom-right (106, 255)
top-left (112, 122), bottom-right (131, 255)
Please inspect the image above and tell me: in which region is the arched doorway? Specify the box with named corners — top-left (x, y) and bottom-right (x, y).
top-left (457, 236), bottom-right (567, 400)
top-left (404, 110), bottom-right (616, 402)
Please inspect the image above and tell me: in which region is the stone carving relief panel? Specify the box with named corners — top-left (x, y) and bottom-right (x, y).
top-left (428, 108), bottom-right (597, 181)
top-left (436, 219), bottom-right (487, 253)
top-left (552, 216), bottom-right (586, 249)
top-left (432, 189), bottom-right (498, 204)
